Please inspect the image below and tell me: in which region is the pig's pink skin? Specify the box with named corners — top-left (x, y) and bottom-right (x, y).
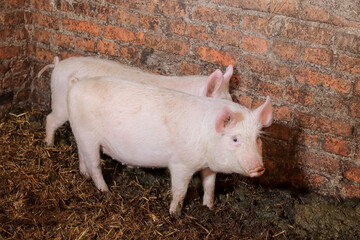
top-left (43, 57), bottom-right (233, 146)
top-left (68, 77), bottom-right (273, 215)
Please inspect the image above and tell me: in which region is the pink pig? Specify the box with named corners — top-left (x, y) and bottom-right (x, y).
top-left (38, 56), bottom-right (233, 146)
top-left (68, 76), bottom-right (273, 216)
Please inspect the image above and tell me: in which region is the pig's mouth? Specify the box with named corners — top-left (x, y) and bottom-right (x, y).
top-left (248, 167), bottom-right (265, 177)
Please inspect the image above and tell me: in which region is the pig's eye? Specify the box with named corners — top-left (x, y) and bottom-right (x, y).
top-left (232, 137), bottom-right (238, 142)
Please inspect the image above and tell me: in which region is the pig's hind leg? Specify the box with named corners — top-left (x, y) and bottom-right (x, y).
top-left (45, 112), bottom-right (68, 146)
top-left (76, 140), bottom-right (109, 192)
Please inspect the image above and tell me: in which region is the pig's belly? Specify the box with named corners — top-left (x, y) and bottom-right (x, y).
top-left (100, 131), bottom-right (173, 168)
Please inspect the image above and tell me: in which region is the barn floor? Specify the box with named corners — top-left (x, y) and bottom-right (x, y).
top-left (1, 108), bottom-right (359, 240)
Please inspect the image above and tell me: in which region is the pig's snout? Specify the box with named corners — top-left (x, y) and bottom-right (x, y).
top-left (248, 167), bottom-right (265, 177)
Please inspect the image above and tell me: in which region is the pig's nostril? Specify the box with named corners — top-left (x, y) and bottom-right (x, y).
top-left (248, 167), bottom-right (265, 177)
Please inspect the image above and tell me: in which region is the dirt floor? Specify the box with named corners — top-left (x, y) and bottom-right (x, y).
top-left (1, 108), bottom-right (359, 239)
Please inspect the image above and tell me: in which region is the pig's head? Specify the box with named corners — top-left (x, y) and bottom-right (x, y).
top-left (211, 97), bottom-right (273, 177)
top-left (202, 65), bottom-right (233, 101)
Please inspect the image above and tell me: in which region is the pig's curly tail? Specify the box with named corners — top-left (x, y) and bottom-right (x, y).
top-left (37, 56), bottom-right (60, 78)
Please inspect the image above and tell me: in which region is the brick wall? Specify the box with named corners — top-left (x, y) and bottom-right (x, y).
top-left (2, 0), bottom-right (360, 198)
top-left (0, 0), bottom-right (31, 114)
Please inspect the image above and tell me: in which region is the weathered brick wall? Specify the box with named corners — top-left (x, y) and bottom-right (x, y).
top-left (4, 0), bottom-right (360, 198)
top-left (0, 0), bottom-right (31, 114)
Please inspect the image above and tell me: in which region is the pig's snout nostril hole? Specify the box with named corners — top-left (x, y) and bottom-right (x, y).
top-left (249, 167), bottom-right (266, 177)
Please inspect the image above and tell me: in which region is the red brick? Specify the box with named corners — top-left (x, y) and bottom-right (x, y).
top-left (16, 90), bottom-right (30, 102)
top-left (243, 15), bottom-right (281, 36)
top-left (273, 41), bottom-right (300, 61)
top-left (168, 20), bottom-right (186, 35)
top-left (241, 35), bottom-right (268, 54)
top-left (356, 144), bottom-right (360, 161)
top-left (286, 87), bottom-right (313, 106)
top-left (242, 55), bottom-right (290, 78)
top-left (303, 47), bottom-right (333, 66)
top-left (355, 78), bottom-right (360, 96)
top-left (107, 0), bottom-right (142, 9)
top-left (33, 0), bottom-right (53, 11)
top-left (342, 183), bottom-right (360, 198)
top-left (238, 95), bottom-right (254, 109)
top-left (297, 113), bottom-right (352, 137)
top-left (56, 0), bottom-right (73, 12)
top-left (0, 11), bottom-right (24, 26)
top-left (274, 106), bottom-right (291, 121)
top-left (97, 6), bottom-right (115, 21)
top-left (6, 0), bottom-right (28, 7)
top-left (296, 132), bottom-right (320, 148)
top-left (257, 82), bottom-right (283, 99)
top-left (242, 0), bottom-right (268, 11)
top-left (180, 61), bottom-right (201, 75)
top-left (56, 34), bottom-right (75, 48)
top-left (73, 2), bottom-right (95, 17)
top-left (0, 46), bottom-right (20, 60)
top-left (306, 174), bottom-right (327, 188)
top-left (328, 78), bottom-right (352, 95)
top-left (147, 0), bottom-right (187, 17)
top-left (10, 58), bottom-right (28, 73)
top-left (187, 25), bottom-right (210, 41)
top-left (192, 7), bottom-right (240, 27)
top-left (337, 55), bottom-right (360, 75)
top-left (196, 46), bottom-right (236, 66)
top-left (283, 22), bottom-right (332, 45)
top-left (0, 27), bottom-right (28, 41)
top-left (294, 68), bottom-right (352, 94)
top-left (214, 0), bottom-right (240, 8)
top-left (104, 25), bottom-right (137, 42)
top-left (344, 164), bottom-right (360, 183)
top-left (335, 33), bottom-right (360, 55)
top-left (33, 29), bottom-right (51, 44)
top-left (140, 14), bottom-right (160, 31)
top-left (230, 75), bottom-right (255, 91)
top-left (32, 12), bottom-right (59, 30)
top-left (119, 46), bottom-right (140, 62)
top-left (62, 19), bottom-right (101, 36)
top-left (59, 51), bottom-right (80, 60)
top-left (267, 123), bottom-right (291, 141)
top-left (300, 4), bottom-right (330, 23)
top-left (97, 39), bottom-right (116, 56)
top-left (2, 74), bottom-right (27, 89)
top-left (350, 100), bottom-right (360, 118)
top-left (332, 15), bottom-right (360, 28)
top-left (144, 35), bottom-right (190, 56)
top-left (34, 47), bottom-right (54, 62)
top-left (76, 37), bottom-right (95, 52)
top-left (114, 9), bottom-right (137, 25)
top-left (323, 137), bottom-right (351, 156)
top-left (270, 0), bottom-right (297, 17)
top-left (296, 150), bottom-right (340, 174)
top-left (214, 28), bottom-right (241, 47)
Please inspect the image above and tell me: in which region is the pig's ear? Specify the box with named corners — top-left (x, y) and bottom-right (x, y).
top-left (204, 69), bottom-right (224, 97)
top-left (215, 106), bottom-right (237, 132)
top-left (223, 65), bottom-right (233, 83)
top-left (254, 96), bottom-right (273, 128)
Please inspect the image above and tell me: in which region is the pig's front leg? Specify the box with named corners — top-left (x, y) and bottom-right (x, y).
top-left (201, 168), bottom-right (216, 209)
top-left (169, 164), bottom-right (194, 216)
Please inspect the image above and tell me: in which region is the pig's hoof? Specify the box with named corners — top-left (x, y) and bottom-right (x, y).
top-left (98, 185), bottom-right (109, 192)
top-left (44, 138), bottom-right (54, 147)
top-left (203, 201), bottom-right (214, 210)
top-left (80, 169), bottom-right (91, 179)
top-left (169, 203), bottom-right (182, 217)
